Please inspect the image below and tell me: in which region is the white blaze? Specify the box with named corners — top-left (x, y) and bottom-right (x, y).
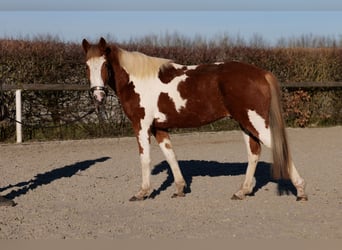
top-left (86, 56), bottom-right (106, 102)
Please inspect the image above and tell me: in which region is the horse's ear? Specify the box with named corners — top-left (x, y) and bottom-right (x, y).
top-left (99, 37), bottom-right (107, 49)
top-left (99, 37), bottom-right (111, 55)
top-left (82, 39), bottom-right (90, 53)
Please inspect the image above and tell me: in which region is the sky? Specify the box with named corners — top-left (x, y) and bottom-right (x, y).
top-left (0, 0), bottom-right (341, 45)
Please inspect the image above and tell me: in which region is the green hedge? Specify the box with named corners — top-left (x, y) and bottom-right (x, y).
top-left (1, 38), bottom-right (341, 85)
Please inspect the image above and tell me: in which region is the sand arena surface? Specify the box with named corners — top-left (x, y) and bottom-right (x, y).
top-left (0, 127), bottom-right (341, 239)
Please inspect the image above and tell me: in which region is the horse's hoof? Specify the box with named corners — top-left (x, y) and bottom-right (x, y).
top-left (129, 195), bottom-right (145, 202)
top-left (231, 193), bottom-right (244, 200)
top-left (296, 195), bottom-right (308, 201)
top-left (171, 192), bottom-right (185, 198)
top-left (0, 196), bottom-right (16, 207)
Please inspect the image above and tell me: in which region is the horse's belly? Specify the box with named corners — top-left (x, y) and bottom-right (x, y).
top-left (154, 101), bottom-right (229, 129)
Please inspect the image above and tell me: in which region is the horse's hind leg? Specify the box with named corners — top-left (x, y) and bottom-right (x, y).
top-left (289, 162), bottom-right (308, 201)
top-left (232, 130), bottom-right (261, 200)
top-left (153, 129), bottom-right (186, 198)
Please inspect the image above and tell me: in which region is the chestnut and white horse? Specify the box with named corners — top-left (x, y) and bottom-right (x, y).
top-left (82, 38), bottom-right (307, 201)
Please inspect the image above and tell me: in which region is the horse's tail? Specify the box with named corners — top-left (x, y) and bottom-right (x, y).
top-left (265, 73), bottom-right (290, 180)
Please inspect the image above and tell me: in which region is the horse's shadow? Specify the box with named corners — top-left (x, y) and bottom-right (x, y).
top-left (0, 157), bottom-right (111, 202)
top-left (151, 160), bottom-right (296, 198)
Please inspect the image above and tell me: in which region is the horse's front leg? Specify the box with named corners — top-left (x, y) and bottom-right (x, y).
top-left (129, 127), bottom-right (152, 201)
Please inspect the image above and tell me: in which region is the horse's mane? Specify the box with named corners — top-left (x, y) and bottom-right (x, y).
top-left (117, 48), bottom-right (172, 79)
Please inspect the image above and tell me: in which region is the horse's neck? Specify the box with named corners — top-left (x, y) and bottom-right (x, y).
top-left (105, 46), bottom-right (126, 94)
top-left (109, 64), bottom-right (128, 95)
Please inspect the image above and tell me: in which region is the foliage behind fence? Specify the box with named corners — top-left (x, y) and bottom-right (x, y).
top-left (0, 36), bottom-right (341, 142)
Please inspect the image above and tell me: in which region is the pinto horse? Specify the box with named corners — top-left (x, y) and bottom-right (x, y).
top-left (82, 38), bottom-right (308, 201)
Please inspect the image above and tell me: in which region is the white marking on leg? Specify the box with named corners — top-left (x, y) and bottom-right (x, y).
top-left (160, 139), bottom-right (182, 180)
top-left (160, 138), bottom-right (176, 163)
top-left (289, 161), bottom-right (307, 199)
top-left (247, 109), bottom-right (271, 148)
top-left (159, 137), bottom-right (186, 195)
top-left (233, 132), bottom-right (260, 200)
top-left (140, 150), bottom-right (151, 191)
top-left (138, 129), bottom-right (151, 194)
top-left (138, 125), bottom-right (152, 155)
top-left (290, 163), bottom-right (305, 187)
top-left (241, 132), bottom-right (259, 193)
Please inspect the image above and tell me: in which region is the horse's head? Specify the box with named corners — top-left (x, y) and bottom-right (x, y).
top-left (82, 37), bottom-right (112, 111)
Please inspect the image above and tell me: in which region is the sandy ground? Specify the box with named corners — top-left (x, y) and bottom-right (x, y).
top-left (0, 127), bottom-right (341, 239)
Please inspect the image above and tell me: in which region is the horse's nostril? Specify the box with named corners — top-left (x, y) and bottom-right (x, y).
top-left (93, 92), bottom-right (106, 104)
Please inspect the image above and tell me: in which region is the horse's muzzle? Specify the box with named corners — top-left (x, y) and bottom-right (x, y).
top-left (90, 86), bottom-right (108, 112)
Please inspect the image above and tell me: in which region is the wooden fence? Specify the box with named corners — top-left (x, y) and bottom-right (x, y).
top-left (2, 82), bottom-right (342, 92)
top-left (1, 82), bottom-right (342, 143)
